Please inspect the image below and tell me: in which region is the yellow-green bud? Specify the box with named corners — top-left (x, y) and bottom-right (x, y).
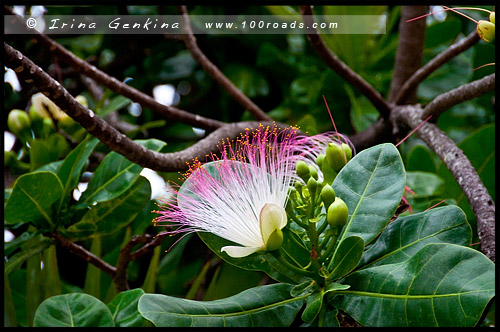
top-left (296, 160), bottom-right (311, 182)
top-left (477, 20), bottom-right (495, 43)
top-left (320, 184), bottom-right (336, 208)
top-left (326, 143), bottom-right (346, 172)
top-left (294, 180), bottom-right (303, 194)
top-left (327, 197), bottom-right (349, 228)
top-left (307, 177), bottom-right (317, 198)
top-left (75, 95), bottom-right (89, 108)
top-left (490, 12), bottom-right (495, 24)
top-left (265, 228), bottom-right (283, 251)
top-left (316, 153), bottom-right (325, 168)
top-left (309, 165), bottom-right (318, 180)
top-left (8, 110), bottom-right (31, 137)
top-left (342, 143), bottom-right (352, 162)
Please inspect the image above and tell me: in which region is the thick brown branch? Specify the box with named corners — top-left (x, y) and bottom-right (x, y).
top-left (394, 30), bottom-right (480, 105)
top-left (392, 105), bottom-right (495, 262)
top-left (421, 74), bottom-right (495, 120)
top-left (388, 6), bottom-right (428, 103)
top-left (178, 6), bottom-right (272, 122)
top-left (4, 42), bottom-right (287, 172)
top-left (47, 232), bottom-right (117, 278)
top-left (299, 5), bottom-right (391, 120)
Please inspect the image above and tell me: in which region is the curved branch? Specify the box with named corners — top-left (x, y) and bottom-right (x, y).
top-left (178, 5), bottom-right (272, 122)
top-left (299, 5), bottom-right (391, 120)
top-left (421, 73), bottom-right (495, 119)
top-left (47, 232), bottom-right (117, 278)
top-left (392, 105), bottom-right (495, 262)
top-left (388, 6), bottom-right (428, 103)
top-left (4, 42), bottom-right (289, 172)
top-left (4, 12), bottom-right (223, 131)
top-left (394, 30), bottom-right (480, 105)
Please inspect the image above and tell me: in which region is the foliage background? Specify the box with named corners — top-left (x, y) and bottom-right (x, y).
top-left (4, 5), bottom-right (495, 327)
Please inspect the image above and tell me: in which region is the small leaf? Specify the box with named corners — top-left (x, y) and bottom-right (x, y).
top-left (328, 236), bottom-right (364, 279)
top-left (33, 293), bottom-right (114, 327)
top-left (332, 243), bottom-right (495, 327)
top-left (5, 171), bottom-right (63, 227)
top-left (301, 290), bottom-right (323, 322)
top-left (138, 283), bottom-right (305, 327)
top-left (291, 279), bottom-right (317, 297)
top-left (107, 289), bottom-right (148, 327)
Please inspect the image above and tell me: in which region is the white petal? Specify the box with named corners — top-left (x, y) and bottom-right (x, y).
top-left (221, 245), bottom-right (262, 258)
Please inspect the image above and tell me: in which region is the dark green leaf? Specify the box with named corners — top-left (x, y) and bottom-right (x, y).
top-left (5, 171), bottom-right (63, 227)
top-left (332, 143), bottom-right (405, 245)
top-left (67, 176), bottom-right (151, 239)
top-left (5, 234), bottom-right (53, 276)
top-left (327, 236), bottom-right (364, 279)
top-left (76, 139), bottom-right (165, 208)
top-left (333, 243), bottom-right (495, 327)
top-left (359, 205), bottom-right (471, 268)
top-left (95, 95), bottom-right (131, 117)
top-left (33, 293), bottom-right (114, 327)
top-left (301, 290), bottom-right (323, 322)
top-left (107, 288), bottom-right (148, 327)
top-left (57, 136), bottom-right (99, 204)
top-left (138, 283), bottom-right (305, 327)
top-left (406, 144), bottom-right (436, 173)
top-left (405, 171), bottom-right (445, 198)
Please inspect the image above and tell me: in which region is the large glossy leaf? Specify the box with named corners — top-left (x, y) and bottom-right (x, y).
top-left (67, 176), bottom-right (151, 239)
top-left (332, 143), bottom-right (405, 246)
top-left (76, 139), bottom-right (165, 208)
top-left (4, 171), bottom-right (63, 227)
top-left (332, 243), bottom-right (495, 327)
top-left (358, 205), bottom-right (471, 268)
top-left (327, 236), bottom-right (364, 279)
top-left (33, 293), bottom-right (114, 327)
top-left (107, 288), bottom-right (148, 327)
top-left (57, 136), bottom-right (99, 205)
top-left (138, 283), bottom-right (306, 327)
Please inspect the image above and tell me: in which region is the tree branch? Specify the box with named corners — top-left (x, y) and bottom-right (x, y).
top-left (421, 73), bottom-right (495, 120)
top-left (299, 5), bottom-right (391, 120)
top-left (394, 30), bottom-right (480, 105)
top-left (4, 42), bottom-right (290, 172)
top-left (392, 105), bottom-right (495, 262)
top-left (47, 232), bottom-right (117, 278)
top-left (178, 5), bottom-right (272, 122)
top-left (2, 7), bottom-right (224, 131)
top-left (388, 6), bottom-right (428, 103)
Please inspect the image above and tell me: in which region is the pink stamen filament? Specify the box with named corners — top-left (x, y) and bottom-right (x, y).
top-left (395, 115), bottom-right (433, 148)
top-left (323, 95), bottom-right (347, 163)
top-left (406, 6), bottom-right (491, 24)
top-left (424, 199), bottom-right (447, 211)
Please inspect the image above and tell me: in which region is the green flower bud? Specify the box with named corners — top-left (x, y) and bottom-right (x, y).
top-left (307, 177), bottom-right (317, 198)
top-left (309, 165), bottom-right (318, 180)
top-left (294, 180), bottom-right (303, 194)
top-left (490, 12), bottom-right (495, 24)
top-left (341, 143), bottom-right (352, 162)
top-left (316, 153), bottom-right (325, 168)
top-left (477, 20), bottom-right (495, 43)
top-left (265, 228), bottom-right (283, 252)
top-left (320, 184), bottom-right (336, 208)
top-left (326, 143), bottom-right (347, 172)
top-left (8, 109), bottom-right (31, 138)
top-left (41, 117), bottom-right (55, 138)
top-left (260, 203), bottom-right (287, 252)
top-left (327, 197), bottom-right (349, 228)
top-left (296, 160), bottom-right (311, 182)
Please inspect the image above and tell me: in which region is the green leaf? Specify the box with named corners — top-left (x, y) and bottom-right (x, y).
top-left (57, 136), bottom-right (99, 204)
top-left (332, 143), bottom-right (405, 245)
top-left (107, 288), bottom-right (148, 327)
top-left (29, 134), bottom-right (70, 171)
top-left (33, 293), bottom-right (114, 327)
top-left (406, 145), bottom-right (436, 173)
top-left (76, 139), bottom-right (165, 208)
top-left (138, 283), bottom-right (305, 327)
top-left (5, 171), bottom-right (63, 227)
top-left (405, 171), bottom-right (445, 198)
top-left (328, 236), bottom-right (364, 279)
top-left (301, 290), bottom-right (323, 322)
top-left (67, 176), bottom-right (151, 239)
top-left (5, 235), bottom-right (53, 276)
top-left (95, 95), bottom-right (131, 117)
top-left (358, 205), bottom-right (471, 268)
top-left (332, 243), bottom-right (495, 327)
